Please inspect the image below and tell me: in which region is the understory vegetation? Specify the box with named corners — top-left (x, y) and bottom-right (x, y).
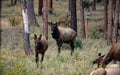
top-left (0, 0), bottom-right (118, 75)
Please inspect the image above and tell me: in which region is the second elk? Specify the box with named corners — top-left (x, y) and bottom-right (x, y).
top-left (48, 21), bottom-right (77, 55)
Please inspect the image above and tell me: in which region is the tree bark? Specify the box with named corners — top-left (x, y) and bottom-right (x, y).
top-left (107, 0), bottom-right (113, 45)
top-left (70, 0), bottom-right (77, 33)
top-left (112, 0), bottom-right (119, 44)
top-left (26, 0), bottom-right (39, 26)
top-left (11, 0), bottom-right (17, 6)
top-left (104, 0), bottom-right (108, 39)
top-left (48, 0), bottom-right (53, 14)
top-left (0, 0), bottom-right (1, 49)
top-left (80, 0), bottom-right (86, 38)
top-left (38, 0), bottom-right (43, 15)
top-left (92, 0), bottom-right (96, 10)
top-left (42, 0), bottom-right (48, 39)
top-left (21, 0), bottom-right (33, 55)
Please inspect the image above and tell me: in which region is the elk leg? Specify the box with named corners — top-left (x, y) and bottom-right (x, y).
top-left (35, 52), bottom-right (39, 68)
top-left (57, 42), bottom-right (62, 53)
top-left (41, 53), bottom-right (44, 62)
top-left (70, 42), bottom-right (74, 56)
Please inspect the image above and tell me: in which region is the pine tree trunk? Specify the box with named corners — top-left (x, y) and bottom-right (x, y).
top-left (48, 0), bottom-right (53, 14)
top-left (21, 0), bottom-right (33, 55)
top-left (104, 0), bottom-right (108, 39)
top-left (0, 0), bottom-right (1, 49)
top-left (38, 0), bottom-right (43, 15)
top-left (107, 0), bottom-right (113, 45)
top-left (42, 0), bottom-right (48, 39)
top-left (70, 0), bottom-right (77, 33)
top-left (92, 0), bottom-right (96, 10)
top-left (80, 0), bottom-right (86, 38)
top-left (27, 0), bottom-right (39, 26)
top-left (112, 0), bottom-right (119, 44)
top-left (11, 0), bottom-right (17, 6)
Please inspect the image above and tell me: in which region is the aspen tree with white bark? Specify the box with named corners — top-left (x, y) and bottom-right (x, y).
top-left (21, 0), bottom-right (33, 55)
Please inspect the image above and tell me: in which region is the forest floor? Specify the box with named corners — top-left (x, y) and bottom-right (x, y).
top-left (0, 0), bottom-right (118, 75)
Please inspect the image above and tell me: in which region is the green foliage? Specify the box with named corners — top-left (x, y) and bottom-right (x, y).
top-left (90, 26), bottom-right (104, 39)
top-left (90, 28), bottom-right (99, 39)
top-left (58, 13), bottom-right (71, 27)
top-left (74, 39), bottom-right (82, 49)
top-left (83, 0), bottom-right (92, 8)
top-left (8, 15), bottom-right (22, 27)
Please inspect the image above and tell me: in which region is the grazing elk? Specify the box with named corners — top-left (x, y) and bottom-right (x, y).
top-left (48, 21), bottom-right (77, 55)
top-left (93, 53), bottom-right (105, 68)
top-left (34, 34), bottom-right (48, 68)
top-left (100, 42), bottom-right (120, 68)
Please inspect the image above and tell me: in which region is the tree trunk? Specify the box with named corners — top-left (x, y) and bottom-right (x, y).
top-left (70, 0), bottom-right (77, 33)
top-left (11, 0), bottom-right (17, 6)
top-left (26, 0), bottom-right (39, 26)
top-left (0, 0), bottom-right (1, 49)
top-left (38, 0), bottom-right (43, 15)
top-left (48, 0), bottom-right (53, 14)
top-left (80, 0), bottom-right (86, 38)
top-left (92, 0), bottom-right (96, 10)
top-left (107, 0), bottom-right (113, 45)
top-left (112, 0), bottom-right (119, 44)
top-left (42, 0), bottom-right (48, 39)
top-left (104, 0), bottom-right (108, 39)
top-left (21, 0), bottom-right (33, 55)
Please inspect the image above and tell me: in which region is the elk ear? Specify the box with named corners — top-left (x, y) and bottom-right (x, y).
top-left (48, 21), bottom-right (53, 26)
top-left (39, 34), bottom-right (42, 40)
top-left (98, 53), bottom-right (102, 56)
top-left (34, 34), bottom-right (37, 40)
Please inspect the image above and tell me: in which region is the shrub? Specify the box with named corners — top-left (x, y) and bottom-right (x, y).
top-left (90, 28), bottom-right (99, 39)
top-left (74, 39), bottom-right (82, 49)
top-left (58, 13), bottom-right (71, 27)
top-left (8, 15), bottom-right (22, 27)
top-left (90, 26), bottom-right (104, 39)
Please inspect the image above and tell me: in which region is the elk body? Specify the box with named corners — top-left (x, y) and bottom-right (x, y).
top-left (48, 21), bottom-right (77, 55)
top-left (34, 34), bottom-right (48, 68)
top-left (90, 64), bottom-right (120, 75)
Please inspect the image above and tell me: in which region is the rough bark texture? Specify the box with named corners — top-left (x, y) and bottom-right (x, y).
top-left (107, 0), bottom-right (113, 45)
top-left (27, 0), bottom-right (39, 26)
top-left (104, 0), bottom-right (108, 39)
top-left (38, 0), bottom-right (43, 15)
top-left (48, 0), bottom-right (53, 14)
top-left (21, 0), bottom-right (33, 55)
top-left (70, 0), bottom-right (77, 33)
top-left (80, 0), bottom-right (86, 38)
top-left (42, 0), bottom-right (48, 39)
top-left (112, 0), bottom-right (119, 44)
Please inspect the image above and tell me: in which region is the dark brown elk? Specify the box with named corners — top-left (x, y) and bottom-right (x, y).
top-left (34, 34), bottom-right (48, 68)
top-left (48, 21), bottom-right (77, 55)
top-left (100, 42), bottom-right (120, 68)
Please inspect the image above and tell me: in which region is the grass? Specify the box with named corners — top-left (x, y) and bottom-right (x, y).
top-left (0, 0), bottom-right (115, 75)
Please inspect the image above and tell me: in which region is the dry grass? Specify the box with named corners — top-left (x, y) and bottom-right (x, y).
top-left (0, 0), bottom-right (114, 75)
